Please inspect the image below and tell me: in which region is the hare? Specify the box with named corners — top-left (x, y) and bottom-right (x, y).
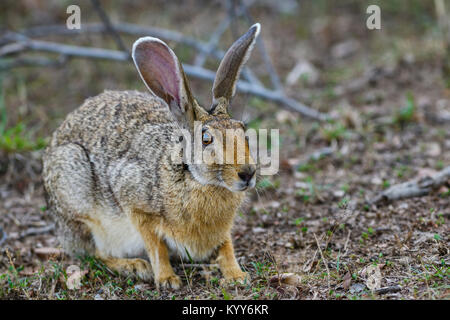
top-left (42, 23), bottom-right (260, 288)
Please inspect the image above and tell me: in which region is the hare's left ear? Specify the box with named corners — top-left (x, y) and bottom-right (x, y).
top-left (212, 23), bottom-right (260, 106)
top-left (132, 37), bottom-right (200, 131)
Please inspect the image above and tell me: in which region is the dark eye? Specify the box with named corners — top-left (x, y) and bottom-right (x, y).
top-left (202, 131), bottom-right (213, 145)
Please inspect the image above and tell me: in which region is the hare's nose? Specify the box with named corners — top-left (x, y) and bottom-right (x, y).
top-left (238, 166), bottom-right (256, 183)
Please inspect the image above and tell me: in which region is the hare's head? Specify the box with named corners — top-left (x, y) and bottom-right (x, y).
top-left (132, 24), bottom-right (260, 192)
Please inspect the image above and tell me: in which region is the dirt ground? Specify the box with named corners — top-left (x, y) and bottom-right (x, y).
top-left (0, 1), bottom-right (449, 299)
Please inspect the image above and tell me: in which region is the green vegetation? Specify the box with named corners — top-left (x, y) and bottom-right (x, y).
top-left (0, 122), bottom-right (47, 152)
top-left (393, 93), bottom-right (416, 126)
top-left (320, 121), bottom-right (349, 142)
top-left (0, 78), bottom-right (47, 153)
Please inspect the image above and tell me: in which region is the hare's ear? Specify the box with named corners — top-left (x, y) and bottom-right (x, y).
top-left (212, 23), bottom-right (260, 105)
top-left (132, 37), bottom-right (197, 130)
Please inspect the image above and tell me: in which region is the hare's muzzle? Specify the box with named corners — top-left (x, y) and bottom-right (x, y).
top-left (236, 164), bottom-right (256, 191)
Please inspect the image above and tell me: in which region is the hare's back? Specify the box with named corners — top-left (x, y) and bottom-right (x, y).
top-left (49, 90), bottom-right (175, 151)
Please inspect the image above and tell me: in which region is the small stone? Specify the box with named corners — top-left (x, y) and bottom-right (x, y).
top-left (333, 190), bottom-right (345, 198)
top-left (349, 283), bottom-right (366, 294)
top-left (286, 60), bottom-right (319, 86)
top-left (252, 227), bottom-right (266, 234)
top-left (371, 177), bottom-right (382, 185)
top-left (425, 143), bottom-right (441, 157)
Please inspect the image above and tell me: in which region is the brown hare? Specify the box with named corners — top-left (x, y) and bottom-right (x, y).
top-left (42, 23), bottom-right (260, 289)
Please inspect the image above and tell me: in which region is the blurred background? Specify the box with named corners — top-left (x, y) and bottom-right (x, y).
top-left (0, 0), bottom-right (448, 300)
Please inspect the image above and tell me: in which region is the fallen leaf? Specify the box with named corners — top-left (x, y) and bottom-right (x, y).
top-left (66, 265), bottom-right (88, 290)
top-left (342, 272), bottom-right (352, 290)
top-left (365, 265), bottom-right (382, 291)
top-left (34, 247), bottom-right (63, 259)
top-left (270, 273), bottom-right (302, 287)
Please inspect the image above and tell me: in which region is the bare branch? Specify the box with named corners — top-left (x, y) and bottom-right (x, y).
top-left (12, 23), bottom-right (219, 59)
top-left (194, 18), bottom-right (232, 67)
top-left (1, 35), bottom-right (331, 121)
top-left (0, 37), bottom-right (129, 60)
top-left (238, 0), bottom-right (284, 92)
top-left (0, 55), bottom-right (67, 70)
top-left (370, 166), bottom-right (450, 204)
top-left (90, 0), bottom-right (130, 56)
top-left (194, 0), bottom-right (257, 67)
top-left (181, 264), bottom-right (219, 268)
top-left (19, 224), bottom-right (55, 239)
top-left (313, 233), bottom-right (330, 291)
top-left (0, 226), bottom-right (6, 246)
top-left (375, 285), bottom-right (402, 295)
top-left (293, 146), bottom-right (335, 172)
top-left (5, 23), bottom-right (265, 84)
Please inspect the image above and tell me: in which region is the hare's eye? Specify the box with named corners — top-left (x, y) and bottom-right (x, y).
top-left (202, 132), bottom-right (213, 145)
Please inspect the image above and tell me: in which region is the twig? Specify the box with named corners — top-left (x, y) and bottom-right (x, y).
top-left (182, 264), bottom-right (219, 268)
top-left (90, 0), bottom-right (130, 56)
top-left (374, 285), bottom-right (402, 295)
top-left (342, 230), bottom-right (352, 257)
top-left (294, 146), bottom-right (335, 172)
top-left (194, 17), bottom-right (231, 67)
top-left (0, 55), bottom-right (67, 70)
top-left (238, 0), bottom-right (283, 92)
top-left (18, 224), bottom-right (55, 239)
top-left (0, 226), bottom-right (7, 246)
top-left (370, 166), bottom-right (450, 204)
top-left (223, 1), bottom-right (264, 87)
top-left (3, 23), bottom-right (260, 85)
top-left (435, 0), bottom-right (450, 44)
top-left (10, 23), bottom-right (224, 61)
top-left (1, 36), bottom-right (331, 121)
top-left (313, 233), bottom-right (331, 291)
top-left (303, 248), bottom-right (318, 273)
top-left (0, 37), bottom-right (129, 60)
top-left (191, 13), bottom-right (264, 88)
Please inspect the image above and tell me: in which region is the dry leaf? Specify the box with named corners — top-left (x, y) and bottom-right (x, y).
top-left (342, 271), bottom-right (352, 290)
top-left (34, 247), bottom-right (62, 259)
top-left (270, 273), bottom-right (302, 287)
top-left (66, 265), bottom-right (88, 290)
top-left (365, 265), bottom-right (382, 291)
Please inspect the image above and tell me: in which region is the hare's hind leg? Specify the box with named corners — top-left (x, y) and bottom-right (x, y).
top-left (45, 143), bottom-right (152, 280)
top-left (44, 143), bottom-right (97, 256)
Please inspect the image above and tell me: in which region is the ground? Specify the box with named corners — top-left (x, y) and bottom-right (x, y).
top-left (0, 1), bottom-right (449, 299)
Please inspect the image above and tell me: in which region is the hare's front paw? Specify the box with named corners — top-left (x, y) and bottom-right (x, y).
top-left (221, 270), bottom-right (250, 286)
top-left (131, 259), bottom-right (153, 281)
top-left (156, 274), bottom-right (182, 289)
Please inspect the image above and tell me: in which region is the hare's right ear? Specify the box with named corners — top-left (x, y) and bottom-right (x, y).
top-left (212, 23), bottom-right (260, 106)
top-left (132, 37), bottom-right (197, 130)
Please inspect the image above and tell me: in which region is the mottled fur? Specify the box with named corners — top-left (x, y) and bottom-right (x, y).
top-left (43, 24), bottom-right (261, 288)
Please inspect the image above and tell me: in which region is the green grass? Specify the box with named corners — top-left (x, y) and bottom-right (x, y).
top-left (393, 92), bottom-right (416, 126)
top-left (250, 260), bottom-right (276, 279)
top-left (0, 122), bottom-right (47, 153)
top-left (0, 78), bottom-right (47, 153)
top-left (320, 122), bottom-right (349, 142)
